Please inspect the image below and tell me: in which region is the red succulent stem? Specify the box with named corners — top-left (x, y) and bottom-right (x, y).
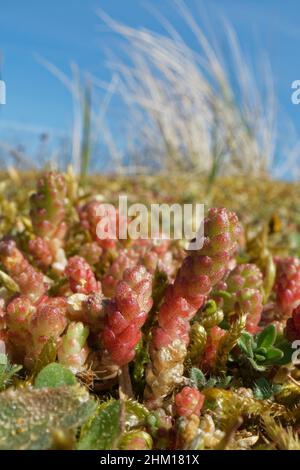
top-left (145, 208), bottom-right (241, 405)
top-left (101, 265), bottom-right (153, 367)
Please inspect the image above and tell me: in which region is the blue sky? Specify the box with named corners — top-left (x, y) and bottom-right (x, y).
top-left (1, 0), bottom-right (300, 165)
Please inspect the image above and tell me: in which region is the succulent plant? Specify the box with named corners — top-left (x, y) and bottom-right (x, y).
top-left (275, 257), bottom-right (300, 317)
top-left (237, 324), bottom-right (288, 371)
top-left (66, 256), bottom-right (101, 295)
top-left (175, 386), bottom-right (205, 417)
top-left (0, 171), bottom-right (299, 451)
top-left (0, 240), bottom-right (46, 301)
top-left (214, 263), bottom-right (263, 333)
top-left (102, 266), bottom-right (153, 366)
top-left (145, 208), bottom-right (241, 406)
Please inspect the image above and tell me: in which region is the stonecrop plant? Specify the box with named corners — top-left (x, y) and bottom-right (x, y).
top-left (144, 208), bottom-right (241, 407)
top-left (0, 170), bottom-right (299, 451)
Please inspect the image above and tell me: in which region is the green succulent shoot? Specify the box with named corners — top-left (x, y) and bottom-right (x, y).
top-left (237, 324), bottom-right (288, 372)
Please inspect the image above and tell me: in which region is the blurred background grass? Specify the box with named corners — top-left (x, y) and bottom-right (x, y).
top-left (0, 1), bottom-right (300, 182)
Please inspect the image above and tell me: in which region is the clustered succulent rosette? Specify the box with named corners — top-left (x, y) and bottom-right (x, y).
top-left (214, 263), bottom-right (264, 334)
top-left (58, 321), bottom-right (90, 373)
top-left (30, 172), bottom-right (67, 240)
top-left (66, 256), bottom-right (101, 295)
top-left (0, 171), bottom-right (299, 451)
top-left (29, 172), bottom-right (68, 272)
top-left (129, 238), bottom-right (174, 276)
top-left (175, 386), bottom-right (205, 448)
top-left (101, 239), bottom-right (174, 299)
top-left (78, 199), bottom-right (121, 250)
top-left (102, 265), bottom-right (153, 367)
top-left (275, 256), bottom-right (300, 316)
top-left (201, 325), bottom-right (226, 371)
top-left (0, 239), bottom-right (46, 301)
top-left (102, 250), bottom-right (134, 297)
top-left (6, 294), bottom-right (67, 367)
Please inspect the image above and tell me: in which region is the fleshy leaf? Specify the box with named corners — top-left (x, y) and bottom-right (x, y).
top-left (34, 363), bottom-right (77, 388)
top-left (264, 347), bottom-right (283, 362)
top-left (238, 331), bottom-right (254, 357)
top-left (257, 324), bottom-right (276, 349)
top-left (125, 399), bottom-right (149, 427)
top-left (255, 354), bottom-right (267, 362)
top-left (0, 385), bottom-right (96, 450)
top-left (189, 367), bottom-right (207, 389)
top-left (31, 338), bottom-right (57, 380)
top-left (77, 400), bottom-right (121, 450)
top-left (273, 336), bottom-right (294, 365)
top-left (255, 347), bottom-right (267, 356)
top-left (248, 357), bottom-right (266, 372)
top-left (0, 270), bottom-right (20, 293)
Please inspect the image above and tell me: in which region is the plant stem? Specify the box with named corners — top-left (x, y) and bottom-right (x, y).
top-left (119, 365), bottom-right (133, 399)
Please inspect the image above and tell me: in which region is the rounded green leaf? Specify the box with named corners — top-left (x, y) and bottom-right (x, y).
top-left (265, 347), bottom-right (284, 362)
top-left (34, 363), bottom-right (76, 388)
top-left (189, 367), bottom-right (207, 389)
top-left (256, 324), bottom-right (276, 349)
top-left (255, 347), bottom-right (267, 356)
top-left (77, 401), bottom-right (121, 450)
top-left (0, 385), bottom-right (96, 449)
top-left (248, 357), bottom-right (266, 372)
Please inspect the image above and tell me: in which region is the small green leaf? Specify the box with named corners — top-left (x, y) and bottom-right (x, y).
top-left (255, 354), bottom-right (267, 362)
top-left (255, 347), bottom-right (267, 356)
top-left (31, 338), bottom-right (57, 380)
top-left (0, 385), bottom-right (96, 449)
top-left (0, 270), bottom-right (20, 293)
top-left (77, 401), bottom-right (121, 450)
top-left (248, 357), bottom-right (266, 371)
top-left (125, 400), bottom-right (149, 427)
top-left (238, 332), bottom-right (254, 357)
top-left (256, 324), bottom-right (276, 349)
top-left (273, 336), bottom-right (294, 365)
top-left (264, 347), bottom-right (284, 362)
top-left (34, 363), bottom-right (76, 389)
top-left (189, 367), bottom-right (207, 389)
